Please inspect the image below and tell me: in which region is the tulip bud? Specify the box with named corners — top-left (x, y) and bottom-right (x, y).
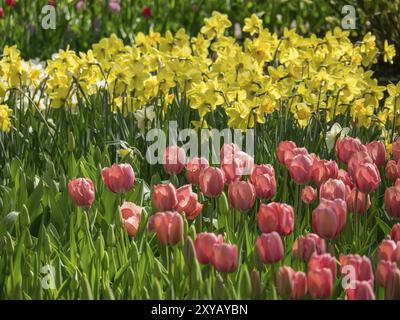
top-left (251, 269), bottom-right (262, 300)
top-left (301, 186), bottom-right (317, 204)
top-left (239, 265), bottom-right (252, 299)
top-left (385, 160), bottom-right (398, 181)
top-left (312, 198), bottom-right (347, 239)
top-left (287, 153), bottom-right (313, 184)
top-left (217, 191), bottom-right (230, 216)
top-left (256, 232), bottom-right (284, 264)
top-left (257, 202), bottom-right (294, 236)
top-left (391, 223), bottom-right (400, 242)
top-left (228, 180), bottom-right (256, 212)
top-left (68, 178), bottom-right (95, 207)
top-left (20, 205), bottom-right (31, 227)
top-left (68, 131), bottom-right (75, 151)
top-left (121, 201), bottom-right (142, 237)
top-left (183, 236), bottom-right (196, 267)
top-left (148, 211), bottom-right (183, 245)
top-left (152, 183), bottom-right (178, 211)
top-left (106, 225), bottom-right (116, 247)
top-left (211, 243), bottom-right (238, 273)
top-left (102, 163), bottom-right (135, 194)
top-left (130, 241), bottom-right (140, 263)
top-left (199, 167), bottom-right (226, 197)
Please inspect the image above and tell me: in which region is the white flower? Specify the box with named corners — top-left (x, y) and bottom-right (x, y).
top-left (326, 123), bottom-right (350, 150)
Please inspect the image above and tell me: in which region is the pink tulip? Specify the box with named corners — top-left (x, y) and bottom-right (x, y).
top-left (391, 223), bottom-right (400, 242)
top-left (347, 151), bottom-right (373, 179)
top-left (340, 254), bottom-right (374, 283)
top-left (220, 143), bottom-right (240, 163)
top-left (346, 188), bottom-right (371, 214)
top-left (287, 153), bottom-right (313, 184)
top-left (257, 202), bottom-right (294, 236)
top-left (337, 169), bottom-right (354, 188)
top-left (307, 268), bottom-right (334, 299)
top-left (377, 260), bottom-right (398, 287)
top-left (309, 253), bottom-right (337, 279)
top-left (320, 178), bottom-right (346, 201)
top-left (312, 198), bottom-right (347, 239)
top-left (311, 159), bottom-right (338, 186)
top-left (250, 164), bottom-right (276, 199)
top-left (396, 178), bottom-right (400, 189)
top-left (385, 160), bottom-right (398, 181)
top-left (301, 186), bottom-right (317, 204)
top-left (211, 243), bottom-right (238, 273)
top-left (222, 151), bottom-right (254, 183)
top-left (121, 201), bottom-right (141, 237)
top-left (101, 163), bottom-right (135, 194)
top-left (385, 268), bottom-right (400, 300)
top-left (354, 162), bottom-right (381, 194)
top-left (147, 211), bottom-right (183, 245)
top-left (152, 183), bottom-right (178, 211)
top-left (68, 178), bottom-right (95, 207)
top-left (293, 233), bottom-right (326, 261)
top-left (186, 157), bottom-right (209, 185)
top-left (199, 167), bottom-right (226, 197)
top-left (0, 7), bottom-right (3, 19)
top-left (277, 266), bottom-right (307, 299)
top-left (176, 185), bottom-right (203, 220)
top-left (163, 146), bottom-right (186, 174)
top-left (283, 147), bottom-right (308, 167)
top-left (256, 232), bottom-right (284, 264)
top-left (346, 281), bottom-right (375, 300)
top-left (392, 139), bottom-right (400, 162)
top-left (366, 141), bottom-right (386, 166)
top-left (335, 137), bottom-right (366, 164)
top-left (384, 186), bottom-right (400, 219)
top-left (378, 239), bottom-right (400, 262)
top-left (194, 232), bottom-right (224, 264)
top-left (228, 180), bottom-right (256, 212)
top-left (277, 140), bottom-right (297, 164)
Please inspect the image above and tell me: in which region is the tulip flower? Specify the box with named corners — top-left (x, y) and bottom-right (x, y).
top-left (307, 268), bottom-right (334, 299)
top-left (340, 254), bottom-right (374, 283)
top-left (319, 178), bottom-right (346, 201)
top-left (277, 266), bottom-right (307, 300)
top-left (385, 268), bottom-right (400, 300)
top-left (293, 233), bottom-right (326, 261)
top-left (68, 178), bottom-right (95, 207)
top-left (347, 151), bottom-right (373, 179)
top-left (396, 178), bottom-right (400, 189)
top-left (102, 163), bottom-right (135, 194)
top-left (176, 184), bottom-right (203, 220)
top-left (287, 153), bottom-right (313, 184)
top-left (147, 211), bottom-right (183, 245)
top-left (76, 0), bottom-right (86, 11)
top-left (392, 139), bottom-right (400, 162)
top-left (309, 252), bottom-right (337, 279)
top-left (346, 188), bottom-right (371, 214)
top-left (311, 159), bottom-right (338, 186)
top-left (194, 232), bottom-right (224, 264)
top-left (366, 141), bottom-right (386, 166)
top-left (312, 198), bottom-right (347, 239)
top-left (335, 137), bottom-right (366, 164)
top-left (163, 145), bottom-right (186, 174)
top-left (186, 157), bottom-right (209, 185)
top-left (385, 160), bottom-right (398, 181)
top-left (391, 223), bottom-right (400, 242)
top-left (355, 162), bottom-right (381, 194)
top-left (283, 147), bottom-right (309, 167)
top-left (378, 239), bottom-right (400, 262)
top-left (346, 281), bottom-right (375, 300)
top-left (0, 7), bottom-right (4, 19)
top-left (337, 169), bottom-right (354, 188)
top-left (199, 167), bottom-right (226, 197)
top-left (277, 140), bottom-right (297, 164)
top-left (256, 232), bottom-right (284, 264)
top-left (121, 201), bottom-right (141, 237)
top-left (5, 0), bottom-right (16, 7)
top-left (377, 260), bottom-right (398, 287)
top-left (301, 186), bottom-right (317, 204)
top-left (220, 143), bottom-right (240, 163)
top-left (142, 5), bottom-right (152, 18)
top-left (228, 180), bottom-right (256, 212)
top-left (152, 183), bottom-right (178, 211)
top-left (109, 0), bottom-right (121, 13)
top-left (384, 186), bottom-right (400, 219)
top-left (257, 202), bottom-right (294, 236)
top-left (250, 164), bottom-right (276, 199)
top-left (222, 151), bottom-right (254, 183)
top-left (211, 243), bottom-right (238, 273)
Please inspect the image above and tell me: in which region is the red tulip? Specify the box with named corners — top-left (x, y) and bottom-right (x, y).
top-left (301, 186), bottom-right (317, 204)
top-left (378, 239), bottom-right (400, 262)
top-left (335, 137), bottom-right (366, 164)
top-left (194, 232), bottom-right (224, 264)
top-left (293, 233), bottom-right (326, 261)
top-left (354, 162), bottom-right (381, 194)
top-left (385, 268), bottom-right (400, 300)
top-left (277, 140), bottom-right (297, 164)
top-left (337, 169), bottom-right (354, 188)
top-left (340, 254), bottom-right (374, 283)
top-left (392, 139), bottom-right (400, 162)
top-left (199, 167), bottom-right (225, 197)
top-left (186, 157), bottom-right (209, 185)
top-left (152, 183), bottom-right (178, 211)
top-left (176, 184), bottom-right (203, 220)
top-left (121, 201), bottom-right (141, 237)
top-left (311, 159), bottom-right (338, 186)
top-left (391, 223), bottom-right (400, 242)
top-left (277, 266), bottom-right (307, 299)
top-left (385, 160), bottom-right (398, 181)
top-left (366, 141), bottom-right (386, 166)
top-left (5, 0), bottom-right (16, 7)
top-left (312, 198), bottom-right (347, 239)
top-left (347, 151), bottom-right (373, 179)
top-left (377, 260), bottom-right (398, 287)
top-left (257, 202), bottom-right (294, 236)
top-left (163, 146), bottom-right (186, 174)
top-left (283, 147), bottom-right (308, 167)
top-left (384, 186), bottom-right (400, 219)
top-left (147, 211), bottom-right (183, 245)
top-left (256, 232), bottom-right (284, 264)
top-left (250, 164), bottom-right (276, 199)
top-left (68, 178), bottom-right (95, 207)
top-left (346, 188), bottom-right (371, 214)
top-left (320, 178), bottom-right (346, 201)
top-left (211, 243), bottom-right (238, 273)
top-left (307, 268), bottom-right (334, 299)
top-left (142, 5), bottom-right (152, 18)
top-left (228, 180), bottom-right (256, 212)
top-left (287, 153), bottom-right (313, 184)
top-left (309, 252), bottom-right (337, 279)
top-left (346, 281), bottom-right (375, 300)
top-left (0, 7), bottom-right (4, 19)
top-left (101, 163), bottom-right (135, 194)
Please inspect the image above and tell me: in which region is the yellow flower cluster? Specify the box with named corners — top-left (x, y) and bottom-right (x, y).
top-left (0, 12), bottom-right (398, 132)
top-left (0, 104), bottom-right (12, 132)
